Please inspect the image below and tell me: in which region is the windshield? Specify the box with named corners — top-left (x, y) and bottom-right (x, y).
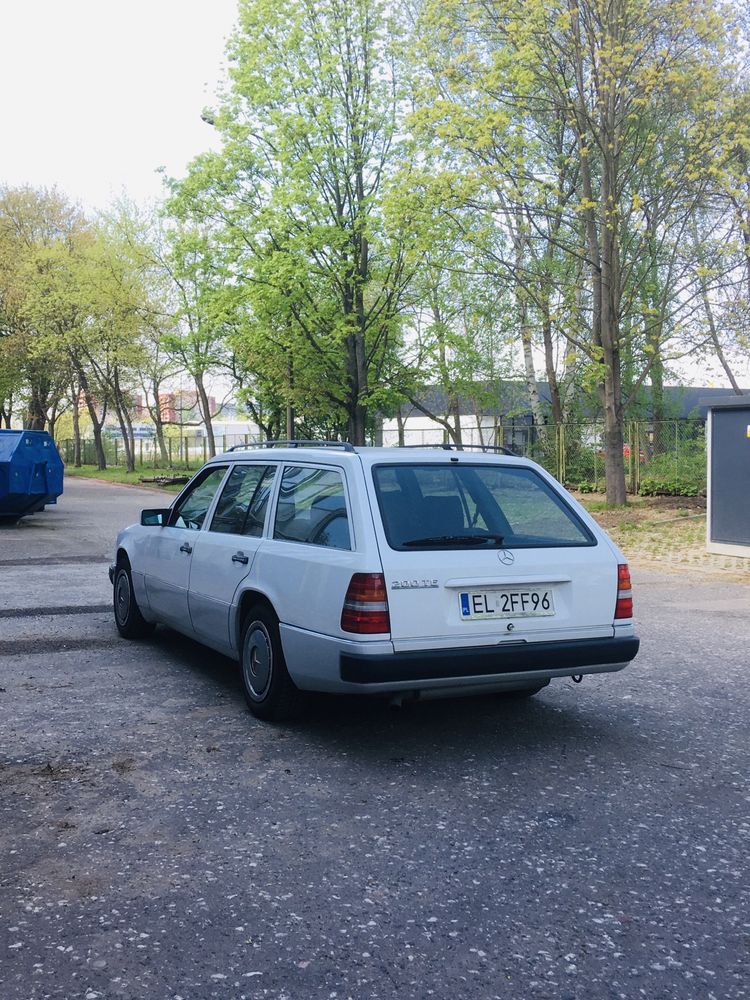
top-left (372, 463), bottom-right (595, 550)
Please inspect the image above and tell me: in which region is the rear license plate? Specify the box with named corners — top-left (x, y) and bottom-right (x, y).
top-left (459, 589), bottom-right (555, 619)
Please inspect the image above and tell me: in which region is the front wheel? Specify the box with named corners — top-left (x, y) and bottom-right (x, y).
top-left (113, 562), bottom-right (155, 639)
top-left (240, 604), bottom-right (303, 722)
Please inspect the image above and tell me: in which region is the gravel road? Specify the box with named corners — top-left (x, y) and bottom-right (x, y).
top-left (1, 478), bottom-right (748, 1000)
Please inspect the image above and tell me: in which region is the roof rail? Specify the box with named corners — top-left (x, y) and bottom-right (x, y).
top-left (226, 439), bottom-right (356, 453)
top-left (401, 443), bottom-right (518, 457)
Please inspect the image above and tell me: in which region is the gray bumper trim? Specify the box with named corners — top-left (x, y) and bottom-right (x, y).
top-left (340, 635), bottom-right (639, 685)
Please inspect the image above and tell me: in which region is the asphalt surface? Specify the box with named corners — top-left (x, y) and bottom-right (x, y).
top-left (1, 478), bottom-right (748, 1000)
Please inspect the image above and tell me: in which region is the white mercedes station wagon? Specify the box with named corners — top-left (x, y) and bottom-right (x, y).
top-left (110, 443), bottom-right (639, 720)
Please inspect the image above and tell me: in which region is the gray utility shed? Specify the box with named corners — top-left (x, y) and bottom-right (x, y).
top-left (704, 395), bottom-right (750, 558)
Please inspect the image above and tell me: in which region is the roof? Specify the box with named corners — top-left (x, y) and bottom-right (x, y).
top-left (397, 382), bottom-right (749, 421)
top-left (699, 394), bottom-right (750, 411)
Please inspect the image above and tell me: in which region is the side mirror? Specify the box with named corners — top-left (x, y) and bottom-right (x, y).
top-left (141, 508), bottom-right (171, 526)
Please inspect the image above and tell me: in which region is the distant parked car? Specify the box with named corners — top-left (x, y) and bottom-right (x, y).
top-left (110, 444), bottom-right (639, 720)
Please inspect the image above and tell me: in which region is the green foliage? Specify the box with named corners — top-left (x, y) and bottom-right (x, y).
top-left (574, 479), bottom-right (599, 494)
top-left (164, 0), bottom-right (431, 443)
top-left (417, 0), bottom-right (736, 502)
top-left (639, 451), bottom-right (707, 496)
top-left (4, 2), bottom-right (748, 458)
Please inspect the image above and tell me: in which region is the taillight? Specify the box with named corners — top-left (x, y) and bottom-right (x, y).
top-left (614, 563), bottom-right (633, 619)
top-left (341, 573), bottom-right (390, 634)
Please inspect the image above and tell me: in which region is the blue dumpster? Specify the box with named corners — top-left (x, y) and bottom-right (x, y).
top-left (0, 430), bottom-right (64, 521)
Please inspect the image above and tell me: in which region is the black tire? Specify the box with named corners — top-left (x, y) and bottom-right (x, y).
top-left (113, 560), bottom-right (156, 639)
top-left (240, 604), bottom-right (303, 722)
top-left (498, 681), bottom-right (549, 699)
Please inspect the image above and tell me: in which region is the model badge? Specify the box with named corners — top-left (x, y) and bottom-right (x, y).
top-left (497, 549), bottom-right (515, 566)
top-left (391, 579), bottom-right (439, 590)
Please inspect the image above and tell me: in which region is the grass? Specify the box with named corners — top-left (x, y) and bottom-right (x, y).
top-left (64, 465), bottom-right (189, 492)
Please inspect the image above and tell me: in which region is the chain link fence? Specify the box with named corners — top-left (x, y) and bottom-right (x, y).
top-left (59, 419), bottom-right (707, 496)
top-left (494, 419), bottom-right (706, 495)
top-left (59, 433), bottom-right (258, 471)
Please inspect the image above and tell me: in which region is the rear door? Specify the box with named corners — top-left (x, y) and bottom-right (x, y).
top-left (188, 462), bottom-right (277, 648)
top-left (369, 459), bottom-right (618, 652)
top-left (251, 463), bottom-right (361, 635)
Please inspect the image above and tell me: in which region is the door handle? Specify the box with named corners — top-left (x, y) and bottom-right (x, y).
top-left (180, 542), bottom-right (193, 554)
top-left (232, 552), bottom-right (249, 565)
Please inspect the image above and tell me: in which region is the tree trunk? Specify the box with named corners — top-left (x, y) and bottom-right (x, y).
top-left (520, 302), bottom-right (546, 431)
top-left (124, 408), bottom-right (136, 473)
top-left (150, 382), bottom-right (170, 465)
top-left (111, 368), bottom-right (135, 472)
top-left (194, 374), bottom-right (217, 457)
top-left (71, 383), bottom-right (82, 466)
top-left (430, 295), bottom-right (462, 446)
top-left (345, 311), bottom-right (368, 445)
top-left (571, 3), bottom-right (627, 505)
top-left (78, 366), bottom-right (107, 470)
top-left (697, 258), bottom-right (744, 395)
top-left (541, 290), bottom-right (564, 425)
top-left (599, 173), bottom-right (627, 504)
top-left (512, 213), bottom-right (547, 441)
top-left (154, 423), bottom-right (169, 465)
top-left (396, 410), bottom-right (406, 446)
top-left (347, 399), bottom-right (368, 446)
top-left (25, 382), bottom-right (49, 430)
top-left (47, 402), bottom-right (59, 441)
top-left (285, 355), bottom-right (296, 441)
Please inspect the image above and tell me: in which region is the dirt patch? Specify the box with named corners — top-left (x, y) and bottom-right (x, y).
top-left (577, 493), bottom-right (706, 531)
top-left (573, 493), bottom-right (750, 580)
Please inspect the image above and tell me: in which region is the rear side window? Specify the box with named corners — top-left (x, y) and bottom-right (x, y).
top-left (273, 466), bottom-right (351, 550)
top-left (373, 464), bottom-right (594, 550)
top-left (209, 464), bottom-right (276, 536)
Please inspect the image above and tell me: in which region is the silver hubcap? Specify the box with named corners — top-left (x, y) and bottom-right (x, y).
top-left (243, 622), bottom-right (272, 700)
top-left (115, 571), bottom-right (130, 624)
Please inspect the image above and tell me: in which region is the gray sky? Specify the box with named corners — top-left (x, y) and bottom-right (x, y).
top-left (0, 0), bottom-right (238, 209)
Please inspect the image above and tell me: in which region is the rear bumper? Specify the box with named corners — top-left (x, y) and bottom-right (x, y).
top-left (340, 635), bottom-right (639, 686)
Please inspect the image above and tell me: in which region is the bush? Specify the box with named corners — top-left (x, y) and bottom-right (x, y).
top-left (574, 479), bottom-right (600, 493)
top-left (563, 446), bottom-right (607, 492)
top-left (638, 450), bottom-right (706, 497)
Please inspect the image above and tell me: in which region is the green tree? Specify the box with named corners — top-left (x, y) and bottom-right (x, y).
top-left (418, 0), bottom-right (734, 502)
top-left (0, 186), bottom-right (82, 430)
top-left (168, 0), bottom-right (428, 444)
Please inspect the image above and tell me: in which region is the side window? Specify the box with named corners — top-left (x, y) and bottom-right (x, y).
top-left (209, 464), bottom-right (276, 537)
top-left (170, 467), bottom-right (229, 531)
top-left (273, 466), bottom-right (351, 550)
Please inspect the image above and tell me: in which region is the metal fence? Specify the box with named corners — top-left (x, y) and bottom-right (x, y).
top-left (59, 433), bottom-right (259, 471)
top-left (496, 419), bottom-right (706, 495)
top-left (59, 419), bottom-right (707, 496)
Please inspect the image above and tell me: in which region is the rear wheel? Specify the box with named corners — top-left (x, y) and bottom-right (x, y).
top-left (240, 604), bottom-right (303, 722)
top-left (113, 561), bottom-right (155, 639)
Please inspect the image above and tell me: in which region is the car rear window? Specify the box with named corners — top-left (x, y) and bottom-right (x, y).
top-left (372, 463), bottom-right (594, 550)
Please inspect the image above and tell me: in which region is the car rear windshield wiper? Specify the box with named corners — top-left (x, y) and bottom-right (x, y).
top-left (403, 534), bottom-right (505, 547)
